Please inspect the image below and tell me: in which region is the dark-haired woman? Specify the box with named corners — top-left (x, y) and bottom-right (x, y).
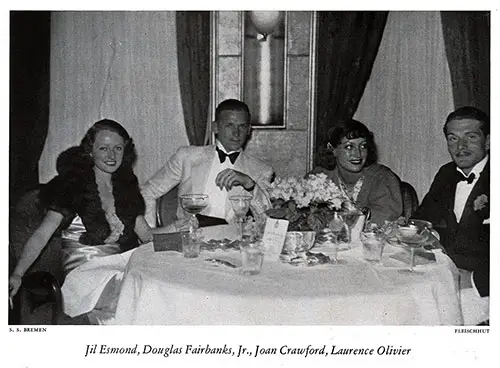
top-left (314, 119), bottom-right (403, 225)
top-left (9, 119), bottom-right (151, 322)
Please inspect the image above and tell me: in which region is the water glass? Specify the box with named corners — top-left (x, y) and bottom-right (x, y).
top-left (240, 244), bottom-right (264, 275)
top-left (283, 231), bottom-right (304, 255)
top-left (361, 232), bottom-right (384, 262)
top-left (181, 231), bottom-right (200, 258)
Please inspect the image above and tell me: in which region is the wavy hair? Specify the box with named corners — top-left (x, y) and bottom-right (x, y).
top-left (443, 106), bottom-right (490, 137)
top-left (80, 119), bottom-right (138, 170)
top-left (320, 119), bottom-right (377, 168)
top-left (49, 119), bottom-right (144, 251)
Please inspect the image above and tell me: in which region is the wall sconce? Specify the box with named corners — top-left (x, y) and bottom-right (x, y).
top-left (248, 11), bottom-right (284, 41)
top-left (243, 11), bottom-right (286, 127)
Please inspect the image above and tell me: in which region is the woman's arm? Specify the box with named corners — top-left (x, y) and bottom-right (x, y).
top-left (134, 215), bottom-right (153, 243)
top-left (9, 210), bottom-right (63, 297)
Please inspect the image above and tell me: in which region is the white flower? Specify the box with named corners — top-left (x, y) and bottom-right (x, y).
top-left (268, 173), bottom-right (345, 209)
top-left (474, 194), bottom-right (488, 212)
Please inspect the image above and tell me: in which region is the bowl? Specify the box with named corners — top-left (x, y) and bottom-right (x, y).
top-left (408, 219), bottom-right (433, 231)
top-left (398, 225), bottom-right (418, 238)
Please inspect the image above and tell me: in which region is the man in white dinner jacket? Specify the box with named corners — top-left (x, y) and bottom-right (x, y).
top-left (141, 99), bottom-right (274, 229)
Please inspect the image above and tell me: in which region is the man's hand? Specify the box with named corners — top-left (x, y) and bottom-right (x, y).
top-left (215, 168), bottom-right (255, 191)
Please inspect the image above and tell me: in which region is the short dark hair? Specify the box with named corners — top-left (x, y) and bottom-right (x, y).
top-left (327, 119), bottom-right (377, 166)
top-left (215, 99), bottom-right (251, 123)
top-left (80, 119), bottom-right (137, 168)
top-left (443, 106), bottom-right (490, 137)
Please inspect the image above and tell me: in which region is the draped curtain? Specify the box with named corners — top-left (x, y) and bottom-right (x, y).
top-left (9, 11), bottom-right (51, 206)
top-left (176, 11), bottom-right (211, 145)
top-left (354, 12), bottom-right (454, 200)
top-left (440, 11), bottom-right (490, 115)
top-left (315, 11), bottom-right (388, 168)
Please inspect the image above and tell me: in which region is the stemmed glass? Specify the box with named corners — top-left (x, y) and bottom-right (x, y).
top-left (180, 194), bottom-right (209, 232)
top-left (229, 195), bottom-right (253, 244)
top-left (396, 227), bottom-right (428, 272)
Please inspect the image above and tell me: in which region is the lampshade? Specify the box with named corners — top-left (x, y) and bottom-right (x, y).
top-left (248, 11), bottom-right (283, 36)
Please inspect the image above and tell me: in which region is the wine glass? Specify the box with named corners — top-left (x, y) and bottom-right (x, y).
top-left (397, 227), bottom-right (428, 272)
top-left (229, 195), bottom-right (253, 244)
top-left (180, 194), bottom-right (209, 232)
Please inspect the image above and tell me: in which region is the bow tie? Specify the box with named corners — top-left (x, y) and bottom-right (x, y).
top-left (457, 172), bottom-right (475, 184)
top-left (216, 147), bottom-right (240, 164)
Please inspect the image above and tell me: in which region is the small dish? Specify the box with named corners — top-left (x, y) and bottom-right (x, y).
top-left (398, 225), bottom-right (418, 238)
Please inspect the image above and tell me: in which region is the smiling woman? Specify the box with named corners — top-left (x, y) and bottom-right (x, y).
top-left (9, 119), bottom-right (152, 324)
top-left (311, 119), bottom-right (403, 225)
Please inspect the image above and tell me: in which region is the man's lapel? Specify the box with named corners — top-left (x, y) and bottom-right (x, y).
top-left (191, 145), bottom-right (215, 193)
top-left (459, 161), bottom-right (490, 226)
top-left (442, 167), bottom-right (460, 225)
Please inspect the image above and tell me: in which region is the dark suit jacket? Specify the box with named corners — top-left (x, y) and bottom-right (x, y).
top-left (413, 161), bottom-right (490, 296)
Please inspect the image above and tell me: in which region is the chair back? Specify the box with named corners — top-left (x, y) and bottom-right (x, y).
top-left (400, 181), bottom-right (419, 220)
top-left (9, 186), bottom-right (64, 324)
top-left (156, 186), bottom-right (179, 227)
top-left (10, 186), bottom-right (63, 280)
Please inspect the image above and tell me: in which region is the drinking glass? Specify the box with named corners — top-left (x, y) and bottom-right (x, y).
top-left (229, 195), bottom-right (253, 243)
top-left (283, 231), bottom-right (304, 256)
top-left (360, 232), bottom-right (384, 263)
top-left (240, 243), bottom-right (264, 275)
top-left (396, 228), bottom-right (428, 272)
top-left (338, 210), bottom-right (364, 244)
top-left (180, 194), bottom-right (209, 231)
top-left (181, 231), bottom-right (200, 258)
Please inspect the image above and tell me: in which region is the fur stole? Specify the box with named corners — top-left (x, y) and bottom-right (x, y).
top-left (40, 146), bottom-right (145, 251)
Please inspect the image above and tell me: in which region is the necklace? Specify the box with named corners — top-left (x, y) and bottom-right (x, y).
top-left (339, 176), bottom-right (364, 203)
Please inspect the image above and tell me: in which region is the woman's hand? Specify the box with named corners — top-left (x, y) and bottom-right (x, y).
top-left (9, 274), bottom-right (22, 298)
top-left (135, 215), bottom-right (153, 243)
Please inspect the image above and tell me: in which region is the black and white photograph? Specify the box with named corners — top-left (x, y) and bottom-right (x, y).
top-left (4, 4), bottom-right (497, 368)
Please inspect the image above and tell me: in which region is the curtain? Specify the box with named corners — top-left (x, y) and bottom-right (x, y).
top-left (315, 11), bottom-right (388, 168)
top-left (354, 11), bottom-right (454, 200)
top-left (441, 11), bottom-right (490, 115)
top-left (176, 11), bottom-right (211, 145)
top-left (41, 12), bottom-right (188, 185)
top-left (9, 11), bottom-right (51, 206)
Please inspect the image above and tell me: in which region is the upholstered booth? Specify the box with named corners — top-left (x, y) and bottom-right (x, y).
top-left (400, 181), bottom-right (419, 220)
top-left (9, 186), bottom-right (88, 325)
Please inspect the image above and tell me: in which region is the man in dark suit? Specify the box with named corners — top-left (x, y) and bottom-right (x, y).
top-left (414, 106), bottom-right (489, 324)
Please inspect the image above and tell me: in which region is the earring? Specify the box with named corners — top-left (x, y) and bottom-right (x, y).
top-left (326, 142), bottom-right (334, 151)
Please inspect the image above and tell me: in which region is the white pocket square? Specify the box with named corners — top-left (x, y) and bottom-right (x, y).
top-left (482, 218), bottom-right (490, 224)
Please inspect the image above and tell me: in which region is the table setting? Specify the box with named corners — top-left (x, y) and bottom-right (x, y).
top-left (111, 188), bottom-right (463, 325)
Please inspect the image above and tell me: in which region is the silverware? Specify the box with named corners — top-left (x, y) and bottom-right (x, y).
top-left (205, 258), bottom-right (238, 268)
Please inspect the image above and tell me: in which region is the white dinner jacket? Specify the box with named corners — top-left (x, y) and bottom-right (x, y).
top-left (141, 145), bottom-right (274, 227)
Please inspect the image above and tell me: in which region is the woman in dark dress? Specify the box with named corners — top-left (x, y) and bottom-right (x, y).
top-left (9, 119), bottom-right (151, 322)
top-left (314, 119), bottom-right (403, 225)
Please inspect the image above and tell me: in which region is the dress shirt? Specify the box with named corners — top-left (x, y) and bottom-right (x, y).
top-left (202, 141), bottom-right (242, 219)
top-left (454, 155), bottom-right (488, 222)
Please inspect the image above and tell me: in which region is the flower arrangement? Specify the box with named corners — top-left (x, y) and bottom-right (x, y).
top-left (265, 173), bottom-right (347, 231)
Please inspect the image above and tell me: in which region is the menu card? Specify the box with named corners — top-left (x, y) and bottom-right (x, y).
top-left (261, 218), bottom-right (289, 261)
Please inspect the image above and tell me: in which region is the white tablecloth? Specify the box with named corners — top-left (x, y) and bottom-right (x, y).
top-left (112, 237), bottom-right (463, 325)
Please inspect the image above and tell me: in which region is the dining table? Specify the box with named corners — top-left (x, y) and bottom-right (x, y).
top-left (110, 225), bottom-right (463, 325)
